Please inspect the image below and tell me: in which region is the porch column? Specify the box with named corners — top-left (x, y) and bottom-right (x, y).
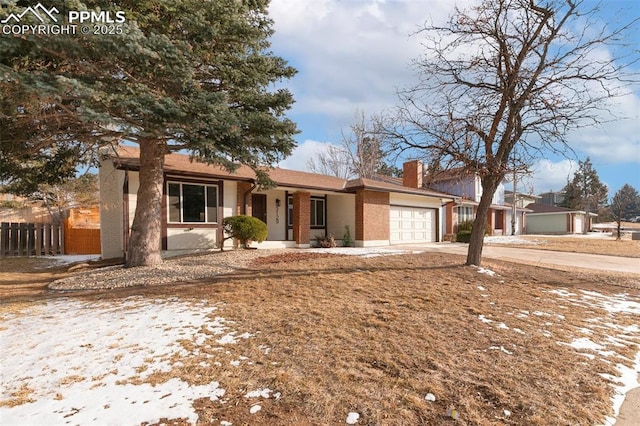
top-left (487, 209), bottom-right (495, 235)
top-left (292, 191), bottom-right (311, 248)
top-left (447, 202), bottom-right (456, 235)
top-left (236, 182), bottom-right (253, 215)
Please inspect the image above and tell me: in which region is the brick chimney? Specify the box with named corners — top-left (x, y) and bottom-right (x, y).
top-left (403, 160), bottom-right (423, 189)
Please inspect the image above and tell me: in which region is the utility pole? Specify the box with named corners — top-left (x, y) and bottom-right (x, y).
top-left (511, 167), bottom-right (517, 236)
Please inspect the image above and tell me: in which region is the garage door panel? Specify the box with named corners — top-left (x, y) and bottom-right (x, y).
top-left (389, 206), bottom-right (436, 243)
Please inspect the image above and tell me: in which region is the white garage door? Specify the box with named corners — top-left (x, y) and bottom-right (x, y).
top-left (390, 205), bottom-right (436, 243)
top-left (574, 215), bottom-right (583, 234)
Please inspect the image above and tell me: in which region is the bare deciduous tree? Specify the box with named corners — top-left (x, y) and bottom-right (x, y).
top-left (382, 0), bottom-right (638, 265)
top-left (308, 112), bottom-right (400, 179)
top-left (306, 144), bottom-right (352, 179)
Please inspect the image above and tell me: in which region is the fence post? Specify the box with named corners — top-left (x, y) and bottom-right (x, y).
top-left (10, 222), bottom-right (18, 255)
top-left (42, 223), bottom-right (51, 255)
top-left (60, 221), bottom-right (65, 255)
top-left (1, 222), bottom-right (8, 256)
top-left (34, 223), bottom-right (42, 256)
top-left (27, 223), bottom-right (35, 255)
top-left (18, 223), bottom-right (27, 256)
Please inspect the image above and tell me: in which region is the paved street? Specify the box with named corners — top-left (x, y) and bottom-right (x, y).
top-left (410, 242), bottom-right (640, 274)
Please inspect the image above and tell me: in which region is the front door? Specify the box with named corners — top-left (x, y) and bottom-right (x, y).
top-left (251, 194), bottom-right (267, 224)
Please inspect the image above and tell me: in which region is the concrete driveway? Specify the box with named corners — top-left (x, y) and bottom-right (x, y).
top-left (409, 242), bottom-right (640, 274)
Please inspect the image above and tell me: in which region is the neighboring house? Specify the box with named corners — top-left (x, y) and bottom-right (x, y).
top-left (426, 169), bottom-right (528, 236)
top-left (538, 191), bottom-right (565, 207)
top-left (504, 190), bottom-right (540, 209)
top-left (1, 193), bottom-right (52, 223)
top-left (98, 148), bottom-right (454, 259)
top-left (525, 203), bottom-right (597, 234)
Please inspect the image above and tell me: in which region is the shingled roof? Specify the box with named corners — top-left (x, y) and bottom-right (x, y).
top-left (525, 203), bottom-right (596, 216)
top-left (109, 146), bottom-right (346, 191)
top-left (106, 146), bottom-right (453, 200)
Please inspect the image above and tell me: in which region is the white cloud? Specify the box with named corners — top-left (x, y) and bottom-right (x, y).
top-left (268, 0), bottom-right (464, 126)
top-left (269, 0), bottom-right (640, 178)
top-left (567, 92), bottom-right (640, 163)
top-left (278, 139), bottom-right (335, 171)
top-left (522, 159), bottom-right (578, 194)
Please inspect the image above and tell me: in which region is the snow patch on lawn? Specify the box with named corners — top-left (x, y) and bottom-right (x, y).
top-left (548, 289), bottom-right (640, 424)
top-left (1, 280), bottom-right (638, 425)
top-left (0, 297), bottom-right (242, 425)
top-left (484, 236), bottom-right (544, 245)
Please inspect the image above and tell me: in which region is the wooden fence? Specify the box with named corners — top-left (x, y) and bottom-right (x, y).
top-left (63, 220), bottom-right (101, 255)
top-left (0, 222), bottom-right (63, 257)
top-left (0, 221), bottom-right (102, 256)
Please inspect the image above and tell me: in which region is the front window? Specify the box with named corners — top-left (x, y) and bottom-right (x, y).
top-left (457, 206), bottom-right (474, 224)
top-left (310, 197), bottom-right (325, 228)
top-left (168, 182), bottom-right (218, 223)
top-left (287, 195), bottom-right (326, 228)
top-left (287, 196), bottom-right (293, 227)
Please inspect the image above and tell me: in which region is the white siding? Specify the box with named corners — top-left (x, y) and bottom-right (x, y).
top-left (166, 228), bottom-right (218, 250)
top-left (255, 188), bottom-right (287, 241)
top-left (327, 193), bottom-right (356, 243)
top-left (492, 183), bottom-right (505, 205)
top-left (223, 181), bottom-right (238, 218)
top-left (98, 159), bottom-right (125, 259)
top-left (126, 171), bottom-right (139, 229)
top-left (504, 210), bottom-right (524, 235)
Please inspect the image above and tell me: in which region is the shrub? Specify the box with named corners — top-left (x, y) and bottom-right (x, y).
top-left (342, 225), bottom-right (352, 247)
top-left (222, 215), bottom-right (268, 249)
top-left (315, 233), bottom-right (337, 248)
top-left (458, 220), bottom-right (474, 232)
top-left (456, 220), bottom-right (473, 243)
top-left (456, 230), bottom-right (472, 243)
top-left (456, 219), bottom-right (490, 243)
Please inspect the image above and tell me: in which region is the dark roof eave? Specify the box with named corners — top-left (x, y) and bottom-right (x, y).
top-left (114, 158), bottom-right (349, 191)
top-left (114, 159), bottom-right (255, 183)
top-left (342, 184), bottom-right (454, 201)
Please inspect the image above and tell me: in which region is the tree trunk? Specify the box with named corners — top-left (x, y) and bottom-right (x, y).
top-left (466, 177), bottom-right (500, 266)
top-left (125, 139), bottom-right (165, 267)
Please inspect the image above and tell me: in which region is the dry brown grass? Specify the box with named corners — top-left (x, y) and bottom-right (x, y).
top-left (12, 251), bottom-right (629, 425)
top-left (486, 235), bottom-right (640, 258)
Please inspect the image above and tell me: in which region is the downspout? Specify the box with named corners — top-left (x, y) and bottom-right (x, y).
top-left (243, 181), bottom-right (257, 215)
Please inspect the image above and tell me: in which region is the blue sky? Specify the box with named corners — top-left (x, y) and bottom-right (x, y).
top-left (268, 0), bottom-right (640, 197)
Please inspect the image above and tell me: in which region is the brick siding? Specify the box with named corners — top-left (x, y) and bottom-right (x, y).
top-left (355, 190), bottom-right (390, 242)
top-left (292, 191), bottom-right (310, 246)
top-left (236, 181), bottom-right (254, 216)
top-left (403, 160), bottom-right (423, 189)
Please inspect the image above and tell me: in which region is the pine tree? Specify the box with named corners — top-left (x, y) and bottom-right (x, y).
top-left (561, 158), bottom-right (608, 233)
top-left (0, 0), bottom-right (298, 266)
